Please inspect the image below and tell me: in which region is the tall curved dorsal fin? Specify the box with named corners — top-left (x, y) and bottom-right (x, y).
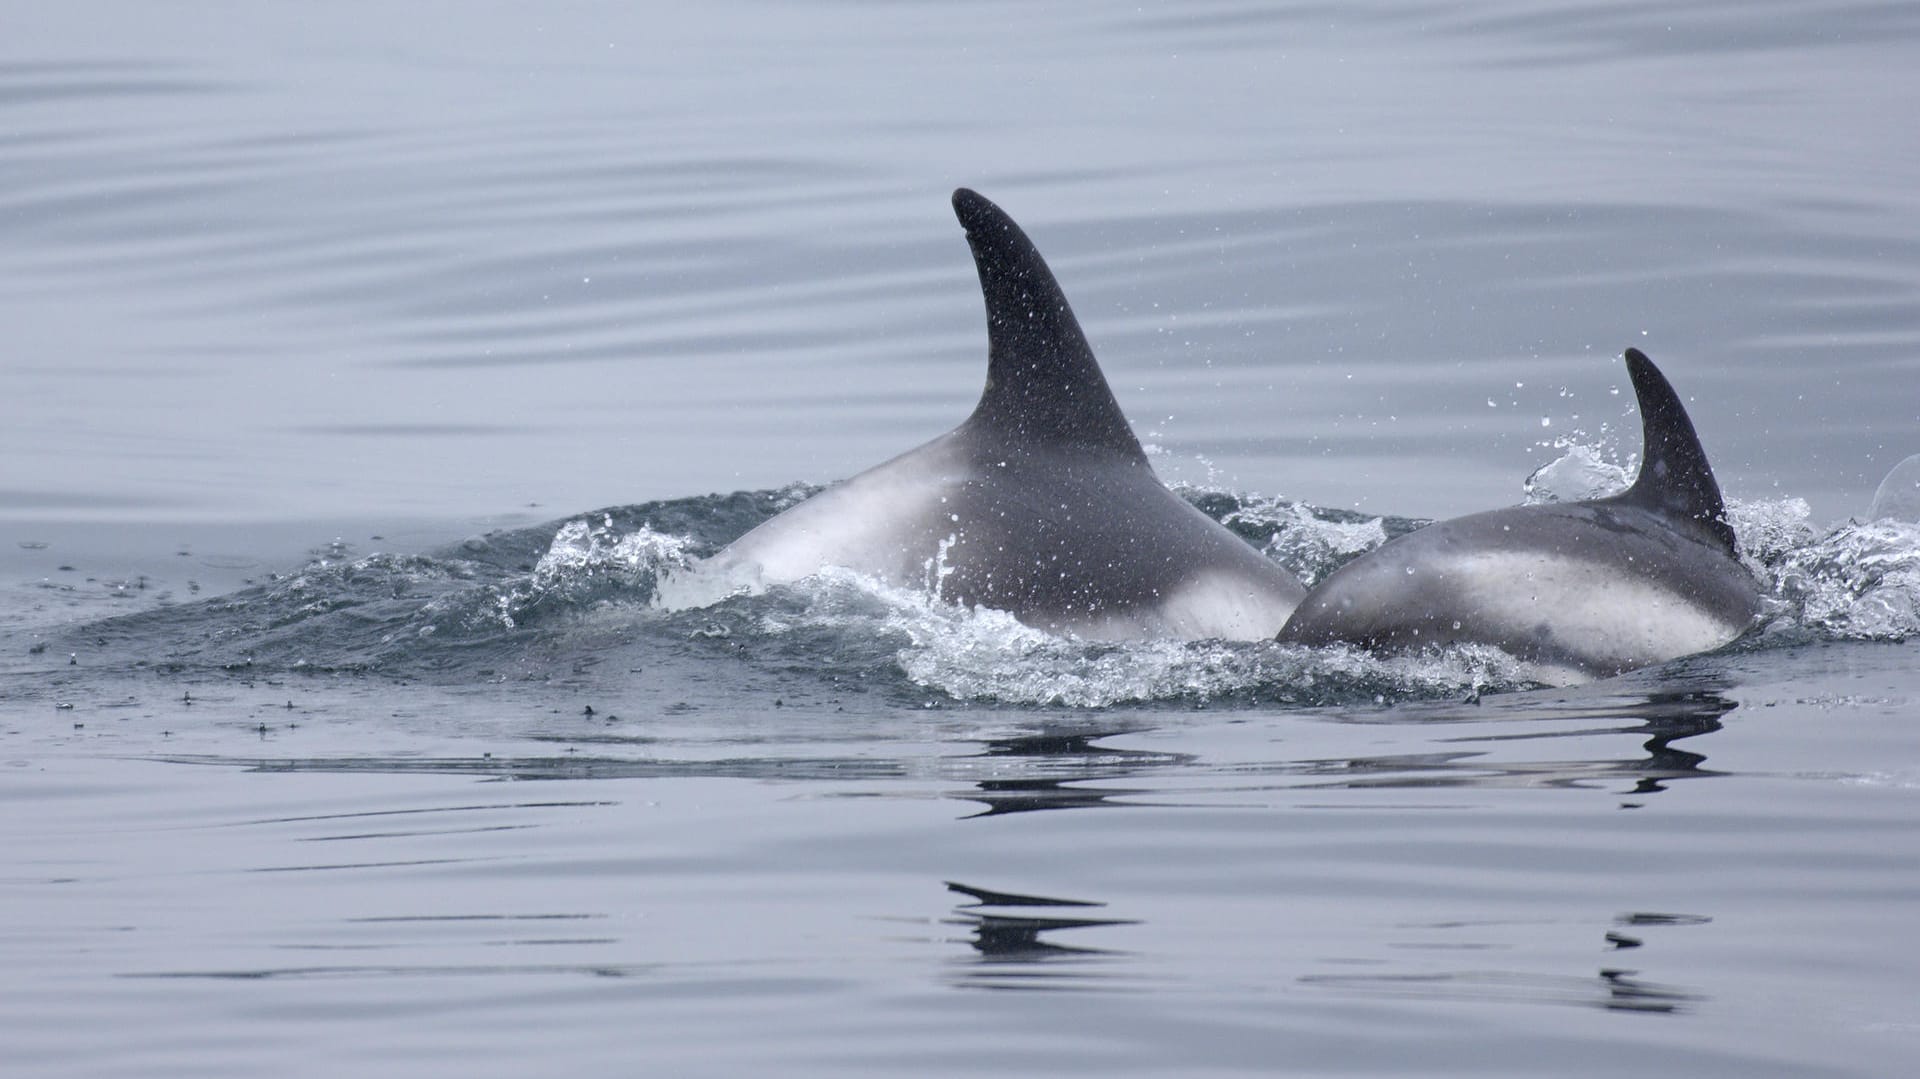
top-left (951, 188), bottom-right (1145, 462)
top-left (1617, 347), bottom-right (1738, 552)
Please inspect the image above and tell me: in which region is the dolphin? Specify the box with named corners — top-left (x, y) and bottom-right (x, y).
top-left (677, 188), bottom-right (1306, 640)
top-left (1277, 348), bottom-right (1763, 684)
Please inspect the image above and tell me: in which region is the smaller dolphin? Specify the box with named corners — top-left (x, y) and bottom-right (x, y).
top-left (1278, 349), bottom-right (1763, 683)
top-left (677, 189), bottom-right (1306, 640)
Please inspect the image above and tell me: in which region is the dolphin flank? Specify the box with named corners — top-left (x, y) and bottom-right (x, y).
top-left (672, 188), bottom-right (1306, 640)
top-left (1277, 348), bottom-right (1764, 684)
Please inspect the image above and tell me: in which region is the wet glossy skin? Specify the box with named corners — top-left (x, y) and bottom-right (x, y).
top-left (696, 189), bottom-right (1305, 640)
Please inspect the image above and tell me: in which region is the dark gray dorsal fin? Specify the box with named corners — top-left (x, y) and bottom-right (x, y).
top-left (1618, 347), bottom-right (1738, 552)
top-left (951, 188), bottom-right (1145, 462)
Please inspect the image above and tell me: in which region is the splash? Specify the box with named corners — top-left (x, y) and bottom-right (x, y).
top-left (710, 565), bottom-right (1533, 707)
top-left (1722, 496), bottom-right (1816, 578)
top-left (488, 516), bottom-right (696, 629)
top-left (498, 486), bottom-right (1920, 696)
top-left (1245, 499), bottom-right (1392, 587)
top-left (1759, 514), bottom-right (1920, 639)
top-left (1869, 454), bottom-right (1920, 522)
top-left (897, 623), bottom-right (1531, 708)
top-left (1523, 443), bottom-right (1632, 505)
top-left (1193, 487), bottom-right (1414, 585)
top-left (55, 483), bottom-right (1920, 701)
top-left (1511, 448), bottom-right (1920, 641)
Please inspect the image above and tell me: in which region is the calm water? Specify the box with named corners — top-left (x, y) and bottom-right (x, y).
top-left (5, 2), bottom-right (1920, 1076)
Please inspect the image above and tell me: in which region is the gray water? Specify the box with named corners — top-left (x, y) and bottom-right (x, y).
top-left (5, 3), bottom-right (1920, 1076)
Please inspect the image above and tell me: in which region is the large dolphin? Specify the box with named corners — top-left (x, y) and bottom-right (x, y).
top-left (678, 188), bottom-right (1306, 639)
top-left (1278, 348), bottom-right (1763, 683)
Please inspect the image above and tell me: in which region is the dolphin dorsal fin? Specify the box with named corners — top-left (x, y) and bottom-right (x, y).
top-left (1618, 347), bottom-right (1738, 552)
top-left (951, 188), bottom-right (1146, 463)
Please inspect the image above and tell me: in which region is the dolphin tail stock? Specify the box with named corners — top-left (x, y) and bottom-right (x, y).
top-left (949, 188), bottom-right (1145, 464)
top-left (1615, 347), bottom-right (1739, 554)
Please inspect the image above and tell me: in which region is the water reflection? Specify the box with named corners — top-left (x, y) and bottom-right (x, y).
top-left (1301, 966), bottom-right (1703, 1015)
top-left (123, 961), bottom-right (661, 982)
top-left (1621, 696), bottom-right (1731, 801)
top-left (139, 685), bottom-right (1743, 845)
top-left (1390, 690), bottom-right (1735, 804)
top-left (942, 881), bottom-right (1139, 992)
top-left (947, 729), bottom-right (1190, 818)
top-left (1305, 910), bottom-right (1711, 1015)
top-left (942, 691), bottom-right (1738, 820)
top-left (169, 752), bottom-right (908, 783)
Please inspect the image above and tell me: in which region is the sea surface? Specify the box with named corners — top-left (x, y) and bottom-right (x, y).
top-left (5, 3), bottom-right (1920, 1076)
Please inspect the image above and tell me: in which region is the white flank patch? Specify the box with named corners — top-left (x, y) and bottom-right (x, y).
top-left (1152, 569), bottom-right (1300, 641)
top-left (721, 471), bottom-right (955, 586)
top-left (1440, 549), bottom-right (1742, 668)
top-left (663, 440), bottom-right (970, 612)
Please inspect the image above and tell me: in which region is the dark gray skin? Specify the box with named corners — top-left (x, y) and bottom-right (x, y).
top-left (1278, 350), bottom-right (1764, 683)
top-left (690, 189), bottom-right (1306, 640)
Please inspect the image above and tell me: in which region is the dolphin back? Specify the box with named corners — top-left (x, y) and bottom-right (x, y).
top-left (1615, 347), bottom-right (1738, 554)
top-left (695, 189), bottom-right (1306, 641)
top-left (1276, 346), bottom-right (1757, 683)
top-left (950, 188), bottom-right (1146, 464)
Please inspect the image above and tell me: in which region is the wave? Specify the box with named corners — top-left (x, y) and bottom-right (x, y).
top-left (21, 450), bottom-right (1920, 708)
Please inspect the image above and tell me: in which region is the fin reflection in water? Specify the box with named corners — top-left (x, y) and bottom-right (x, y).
top-left (1299, 689), bottom-right (1736, 805)
top-left (942, 881), bottom-right (1141, 992)
top-left (948, 728), bottom-right (1193, 818)
top-left (1304, 910), bottom-right (1712, 1015)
